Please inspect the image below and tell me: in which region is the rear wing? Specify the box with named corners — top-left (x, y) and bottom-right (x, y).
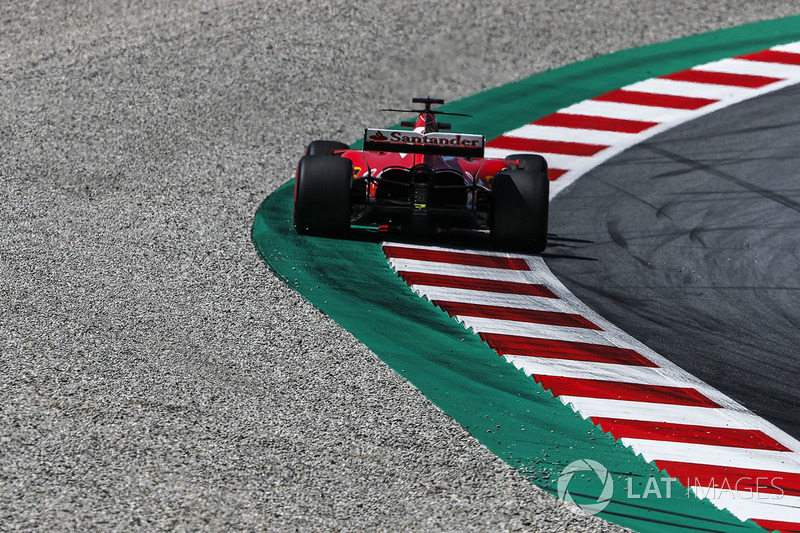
top-left (363, 128), bottom-right (484, 158)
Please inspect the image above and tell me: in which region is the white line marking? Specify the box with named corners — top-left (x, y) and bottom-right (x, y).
top-left (692, 489), bottom-right (800, 522)
top-left (485, 149), bottom-right (595, 170)
top-left (383, 241), bottom-right (511, 257)
top-left (559, 397), bottom-right (762, 429)
top-left (694, 57), bottom-right (800, 79)
top-left (558, 100), bottom-right (698, 122)
top-left (773, 42), bottom-right (800, 54)
top-left (506, 355), bottom-right (696, 388)
top-left (410, 286), bottom-right (572, 312)
top-left (622, 439), bottom-right (800, 474)
top-left (457, 316), bottom-right (616, 345)
top-left (387, 259), bottom-right (531, 282)
top-left (501, 124), bottom-right (633, 145)
top-left (624, 77), bottom-right (757, 100)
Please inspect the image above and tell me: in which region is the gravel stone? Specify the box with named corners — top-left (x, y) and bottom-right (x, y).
top-left (1, 1), bottom-right (796, 531)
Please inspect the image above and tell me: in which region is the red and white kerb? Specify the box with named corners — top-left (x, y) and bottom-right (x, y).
top-left (385, 41), bottom-right (800, 533)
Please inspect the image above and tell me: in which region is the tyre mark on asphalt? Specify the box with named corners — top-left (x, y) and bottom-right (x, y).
top-left (641, 143), bottom-right (800, 213)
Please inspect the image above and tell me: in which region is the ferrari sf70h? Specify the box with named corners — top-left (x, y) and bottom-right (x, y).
top-left (293, 97), bottom-right (549, 253)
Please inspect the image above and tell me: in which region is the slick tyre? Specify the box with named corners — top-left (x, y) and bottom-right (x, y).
top-left (306, 140), bottom-right (349, 156)
top-left (293, 155), bottom-right (352, 236)
top-left (491, 169), bottom-right (549, 253)
top-left (508, 153), bottom-right (548, 173)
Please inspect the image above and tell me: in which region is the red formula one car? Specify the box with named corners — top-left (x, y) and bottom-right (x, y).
top-left (293, 97), bottom-right (549, 252)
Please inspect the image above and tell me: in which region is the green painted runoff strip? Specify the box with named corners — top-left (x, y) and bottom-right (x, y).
top-left (254, 186), bottom-right (760, 532)
top-left (254, 16), bottom-right (800, 532)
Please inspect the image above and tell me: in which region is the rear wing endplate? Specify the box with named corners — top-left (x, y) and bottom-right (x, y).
top-left (363, 128), bottom-right (484, 158)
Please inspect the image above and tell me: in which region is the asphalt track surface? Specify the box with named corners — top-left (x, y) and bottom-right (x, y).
top-left (546, 82), bottom-right (800, 440)
top-left (2, 2), bottom-right (798, 531)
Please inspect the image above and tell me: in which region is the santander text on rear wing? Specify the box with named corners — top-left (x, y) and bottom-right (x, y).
top-left (363, 128), bottom-right (485, 158)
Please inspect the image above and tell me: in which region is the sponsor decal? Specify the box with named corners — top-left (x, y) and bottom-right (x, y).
top-left (366, 128), bottom-right (484, 148)
top-left (368, 130), bottom-right (388, 142)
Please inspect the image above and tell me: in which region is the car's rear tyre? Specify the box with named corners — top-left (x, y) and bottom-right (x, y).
top-left (508, 153), bottom-right (548, 173)
top-left (306, 140), bottom-right (349, 156)
top-left (293, 155), bottom-right (352, 236)
top-left (491, 168), bottom-right (549, 253)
